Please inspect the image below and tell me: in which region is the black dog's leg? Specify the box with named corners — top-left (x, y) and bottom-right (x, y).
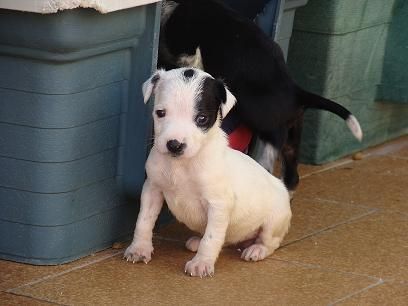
top-left (281, 117), bottom-right (303, 196)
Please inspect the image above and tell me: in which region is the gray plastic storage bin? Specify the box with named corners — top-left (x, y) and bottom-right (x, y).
top-left (275, 0), bottom-right (309, 59)
top-left (0, 1), bottom-right (161, 265)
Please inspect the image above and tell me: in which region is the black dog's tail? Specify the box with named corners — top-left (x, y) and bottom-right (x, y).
top-left (297, 87), bottom-right (363, 141)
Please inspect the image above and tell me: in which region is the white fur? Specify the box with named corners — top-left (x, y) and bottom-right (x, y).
top-left (125, 69), bottom-right (291, 278)
top-left (222, 83), bottom-right (237, 118)
top-left (257, 141), bottom-right (279, 174)
top-left (142, 69), bottom-right (164, 104)
top-left (346, 115), bottom-right (363, 142)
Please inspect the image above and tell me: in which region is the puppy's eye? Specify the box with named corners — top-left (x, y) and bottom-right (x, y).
top-left (196, 114), bottom-right (209, 126)
top-left (156, 109), bottom-right (166, 118)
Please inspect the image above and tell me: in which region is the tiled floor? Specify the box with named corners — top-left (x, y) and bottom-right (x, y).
top-left (1, 136), bottom-right (407, 305)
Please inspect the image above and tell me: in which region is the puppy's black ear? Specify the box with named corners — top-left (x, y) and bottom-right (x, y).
top-left (214, 79), bottom-right (236, 117)
top-left (142, 70), bottom-right (165, 104)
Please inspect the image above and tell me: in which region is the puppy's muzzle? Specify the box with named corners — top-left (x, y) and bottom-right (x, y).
top-left (166, 139), bottom-right (186, 156)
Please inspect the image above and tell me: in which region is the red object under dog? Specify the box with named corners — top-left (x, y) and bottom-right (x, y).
top-left (228, 124), bottom-right (253, 153)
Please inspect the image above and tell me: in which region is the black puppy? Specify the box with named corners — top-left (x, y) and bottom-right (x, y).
top-left (159, 0), bottom-right (362, 194)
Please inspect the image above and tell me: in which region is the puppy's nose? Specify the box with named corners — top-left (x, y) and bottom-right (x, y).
top-left (166, 139), bottom-right (186, 155)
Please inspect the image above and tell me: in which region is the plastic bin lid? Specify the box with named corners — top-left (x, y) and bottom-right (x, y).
top-left (0, 0), bottom-right (161, 14)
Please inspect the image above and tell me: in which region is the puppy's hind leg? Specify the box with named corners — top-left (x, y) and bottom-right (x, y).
top-left (185, 236), bottom-right (201, 252)
top-left (241, 206), bottom-right (291, 262)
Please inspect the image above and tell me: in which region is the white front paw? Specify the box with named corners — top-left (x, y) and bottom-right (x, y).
top-left (184, 256), bottom-right (215, 278)
top-left (124, 241), bottom-right (153, 264)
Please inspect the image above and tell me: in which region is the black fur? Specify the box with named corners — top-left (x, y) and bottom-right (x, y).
top-left (151, 73), bottom-right (160, 85)
top-left (160, 0), bottom-right (359, 191)
top-left (194, 77), bottom-right (225, 132)
top-left (183, 68), bottom-right (196, 80)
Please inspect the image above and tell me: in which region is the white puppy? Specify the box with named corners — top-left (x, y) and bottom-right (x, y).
top-left (124, 68), bottom-right (291, 277)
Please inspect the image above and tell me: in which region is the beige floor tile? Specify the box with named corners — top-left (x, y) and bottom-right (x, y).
top-left (11, 240), bottom-right (377, 306)
top-left (283, 198), bottom-right (375, 244)
top-left (338, 281), bottom-right (408, 306)
top-left (0, 248), bottom-right (120, 291)
top-left (276, 211), bottom-right (408, 282)
top-left (296, 156), bottom-right (408, 213)
top-left (0, 292), bottom-right (55, 305)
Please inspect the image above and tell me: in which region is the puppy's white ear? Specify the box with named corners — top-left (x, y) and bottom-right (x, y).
top-left (221, 86), bottom-right (237, 117)
top-left (215, 79), bottom-right (236, 117)
top-left (142, 70), bottom-right (164, 104)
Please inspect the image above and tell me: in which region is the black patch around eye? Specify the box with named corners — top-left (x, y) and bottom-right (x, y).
top-left (214, 79), bottom-right (227, 104)
top-left (194, 77), bottom-right (223, 132)
top-left (151, 73), bottom-right (160, 84)
top-left (183, 68), bottom-right (196, 80)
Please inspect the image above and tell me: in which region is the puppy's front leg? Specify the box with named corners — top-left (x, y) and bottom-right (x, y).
top-left (124, 178), bottom-right (163, 264)
top-left (185, 203), bottom-right (229, 277)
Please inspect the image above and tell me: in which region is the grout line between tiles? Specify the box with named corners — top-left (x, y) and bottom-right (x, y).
top-left (390, 155), bottom-right (408, 161)
top-left (310, 197), bottom-right (408, 217)
top-left (270, 257), bottom-right (382, 282)
top-left (328, 278), bottom-right (385, 305)
top-left (305, 197), bottom-right (394, 215)
top-left (300, 196), bottom-right (379, 212)
top-left (3, 291), bottom-right (67, 306)
top-left (300, 159), bottom-right (355, 179)
top-left (6, 251), bottom-right (123, 293)
top-left (367, 139), bottom-right (408, 157)
top-left (281, 208), bottom-right (379, 248)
